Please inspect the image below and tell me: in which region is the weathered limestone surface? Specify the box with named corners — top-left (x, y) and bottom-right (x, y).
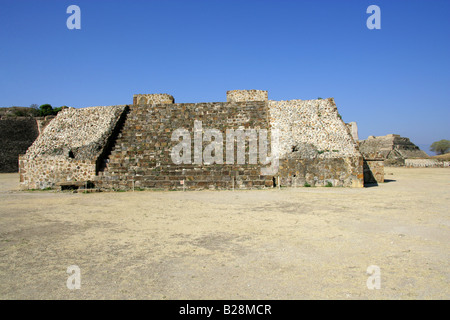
top-left (227, 90), bottom-right (268, 103)
top-left (133, 94), bottom-right (174, 105)
top-left (35, 116), bottom-right (56, 135)
top-left (20, 106), bottom-right (127, 189)
top-left (279, 155), bottom-right (364, 188)
top-left (24, 106), bottom-right (126, 160)
top-left (267, 98), bottom-right (363, 187)
top-left (19, 157), bottom-right (97, 189)
top-left (346, 122), bottom-right (359, 143)
top-left (268, 98), bottom-right (360, 160)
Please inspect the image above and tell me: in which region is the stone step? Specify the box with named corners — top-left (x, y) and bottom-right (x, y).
top-left (96, 179), bottom-right (271, 190)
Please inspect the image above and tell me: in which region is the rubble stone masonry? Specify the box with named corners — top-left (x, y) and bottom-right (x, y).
top-left (19, 105), bottom-right (126, 189)
top-left (19, 91), bottom-right (366, 190)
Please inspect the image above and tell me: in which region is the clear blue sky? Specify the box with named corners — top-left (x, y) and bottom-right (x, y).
top-left (1, 0), bottom-right (449, 153)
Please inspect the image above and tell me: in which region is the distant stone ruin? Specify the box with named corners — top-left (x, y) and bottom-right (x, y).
top-left (18, 90), bottom-right (375, 190)
top-left (359, 134), bottom-right (429, 167)
top-left (405, 159), bottom-right (450, 168)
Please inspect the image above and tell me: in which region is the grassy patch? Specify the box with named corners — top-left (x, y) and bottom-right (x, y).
top-left (28, 187), bottom-right (53, 191)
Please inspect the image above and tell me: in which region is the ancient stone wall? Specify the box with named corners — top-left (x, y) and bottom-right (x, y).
top-left (227, 90), bottom-right (268, 103)
top-left (0, 118), bottom-right (39, 173)
top-left (346, 122), bottom-right (359, 143)
top-left (96, 101), bottom-right (274, 190)
top-left (19, 157), bottom-right (96, 189)
top-left (133, 94), bottom-right (174, 105)
top-left (35, 116), bottom-right (56, 135)
top-left (19, 106), bottom-right (127, 189)
top-left (267, 98), bottom-right (363, 187)
top-left (19, 91), bottom-right (366, 190)
top-left (268, 98), bottom-right (360, 159)
top-left (363, 159), bottom-right (385, 184)
top-left (278, 155), bottom-right (364, 187)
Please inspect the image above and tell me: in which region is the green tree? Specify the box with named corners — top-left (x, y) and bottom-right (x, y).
top-left (38, 104), bottom-right (65, 116)
top-left (430, 139), bottom-right (450, 155)
top-left (39, 104), bottom-right (54, 117)
top-left (53, 107), bottom-right (63, 114)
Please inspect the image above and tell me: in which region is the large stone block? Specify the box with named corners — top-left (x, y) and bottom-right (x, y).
top-left (227, 90), bottom-right (268, 102)
top-left (133, 94), bottom-right (174, 105)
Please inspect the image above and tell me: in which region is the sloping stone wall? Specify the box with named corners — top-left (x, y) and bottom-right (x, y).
top-left (24, 106), bottom-right (126, 160)
top-left (268, 98), bottom-right (363, 187)
top-left (0, 118), bottom-right (39, 172)
top-left (346, 122), bottom-right (359, 143)
top-left (36, 116), bottom-right (56, 135)
top-left (19, 106), bottom-right (127, 189)
top-left (268, 98), bottom-right (360, 159)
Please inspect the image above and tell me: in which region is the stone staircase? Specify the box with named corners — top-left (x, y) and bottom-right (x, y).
top-left (96, 102), bottom-right (273, 190)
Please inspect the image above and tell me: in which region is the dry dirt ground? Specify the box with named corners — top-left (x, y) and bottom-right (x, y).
top-left (0, 168), bottom-right (448, 300)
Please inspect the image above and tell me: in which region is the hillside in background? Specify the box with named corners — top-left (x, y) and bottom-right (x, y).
top-left (0, 107), bottom-right (38, 118)
top-left (432, 153), bottom-right (450, 160)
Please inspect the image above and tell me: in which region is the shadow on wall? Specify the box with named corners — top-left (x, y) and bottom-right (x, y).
top-left (96, 106), bottom-right (130, 174)
top-left (363, 159), bottom-right (385, 187)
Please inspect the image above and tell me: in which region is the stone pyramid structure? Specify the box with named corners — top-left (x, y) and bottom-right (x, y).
top-left (359, 134), bottom-right (428, 160)
top-left (19, 90), bottom-right (368, 190)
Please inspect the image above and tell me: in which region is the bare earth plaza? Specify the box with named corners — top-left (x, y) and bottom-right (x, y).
top-left (0, 167), bottom-right (448, 299)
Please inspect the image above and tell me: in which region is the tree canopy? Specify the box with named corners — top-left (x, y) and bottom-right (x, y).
top-left (38, 104), bottom-right (63, 117)
top-left (430, 139), bottom-right (450, 155)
